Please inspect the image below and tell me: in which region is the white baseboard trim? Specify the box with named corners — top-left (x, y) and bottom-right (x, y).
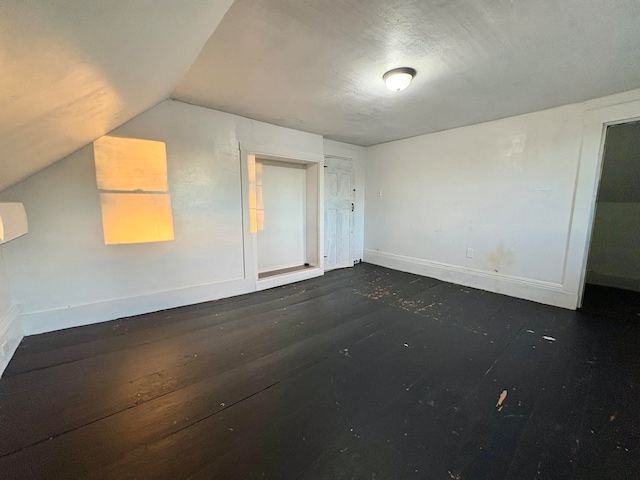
top-left (21, 278), bottom-right (256, 336)
top-left (0, 306), bottom-right (23, 377)
top-left (256, 267), bottom-right (324, 291)
top-left (364, 249), bottom-right (578, 309)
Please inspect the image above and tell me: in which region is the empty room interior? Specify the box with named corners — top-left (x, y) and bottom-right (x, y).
top-left (1, 1), bottom-right (639, 478)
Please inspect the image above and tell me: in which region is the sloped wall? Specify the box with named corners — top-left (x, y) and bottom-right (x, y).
top-left (0, 100), bottom-right (324, 334)
top-left (0, 0), bottom-right (235, 191)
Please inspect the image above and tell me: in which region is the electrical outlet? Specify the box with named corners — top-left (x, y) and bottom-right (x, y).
top-left (466, 248), bottom-right (474, 259)
top-left (377, 189), bottom-right (383, 197)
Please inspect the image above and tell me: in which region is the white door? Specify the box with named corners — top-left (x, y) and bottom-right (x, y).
top-left (324, 157), bottom-right (354, 271)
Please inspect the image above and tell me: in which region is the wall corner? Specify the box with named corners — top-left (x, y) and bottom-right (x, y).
top-left (0, 306), bottom-right (23, 378)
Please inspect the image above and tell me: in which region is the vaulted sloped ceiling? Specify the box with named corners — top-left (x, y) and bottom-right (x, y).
top-left (173, 0), bottom-right (640, 146)
top-left (2, 1), bottom-right (640, 192)
top-left (0, 0), bottom-right (234, 191)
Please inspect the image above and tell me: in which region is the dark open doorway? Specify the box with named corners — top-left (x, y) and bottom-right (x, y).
top-left (581, 120), bottom-right (640, 320)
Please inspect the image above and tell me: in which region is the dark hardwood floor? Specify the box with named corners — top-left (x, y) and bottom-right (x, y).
top-left (1, 264), bottom-right (638, 479)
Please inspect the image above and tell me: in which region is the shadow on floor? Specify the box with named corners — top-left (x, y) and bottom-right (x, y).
top-left (580, 284), bottom-right (640, 322)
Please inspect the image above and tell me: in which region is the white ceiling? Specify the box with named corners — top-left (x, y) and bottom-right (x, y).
top-left (0, 0), bottom-right (234, 191)
top-left (173, 0), bottom-right (640, 147)
top-left (2, 1), bottom-right (639, 193)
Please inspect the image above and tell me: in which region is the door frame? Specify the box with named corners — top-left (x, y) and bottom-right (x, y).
top-left (564, 99), bottom-right (640, 308)
top-left (239, 142), bottom-right (324, 290)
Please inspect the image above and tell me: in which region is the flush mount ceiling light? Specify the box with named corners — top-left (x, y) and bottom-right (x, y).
top-left (383, 67), bottom-right (416, 92)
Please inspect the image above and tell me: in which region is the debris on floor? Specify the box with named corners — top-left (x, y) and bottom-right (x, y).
top-left (496, 389), bottom-right (508, 412)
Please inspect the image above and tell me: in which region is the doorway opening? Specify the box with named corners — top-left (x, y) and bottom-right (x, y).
top-left (581, 120), bottom-right (640, 319)
top-left (246, 153), bottom-right (320, 285)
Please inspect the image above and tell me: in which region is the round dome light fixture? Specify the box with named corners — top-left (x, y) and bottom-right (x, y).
top-left (383, 67), bottom-right (416, 92)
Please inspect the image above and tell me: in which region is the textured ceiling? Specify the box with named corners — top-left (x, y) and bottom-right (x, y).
top-left (173, 0), bottom-right (640, 146)
top-left (0, 0), bottom-right (234, 191)
top-left (2, 0), bottom-right (639, 193)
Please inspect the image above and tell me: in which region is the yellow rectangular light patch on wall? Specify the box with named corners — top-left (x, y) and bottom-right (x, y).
top-left (100, 193), bottom-right (174, 245)
top-left (94, 135), bottom-right (175, 245)
top-left (94, 136), bottom-right (168, 192)
top-left (248, 156), bottom-right (265, 233)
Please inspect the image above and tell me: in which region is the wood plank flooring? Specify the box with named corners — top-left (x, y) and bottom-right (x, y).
top-left (0, 264), bottom-right (638, 479)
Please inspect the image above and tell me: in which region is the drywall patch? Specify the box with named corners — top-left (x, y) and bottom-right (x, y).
top-left (502, 134), bottom-right (527, 166)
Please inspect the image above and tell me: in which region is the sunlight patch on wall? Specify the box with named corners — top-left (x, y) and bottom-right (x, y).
top-left (248, 155), bottom-right (265, 233)
top-left (94, 136), bottom-right (174, 245)
top-left (94, 136), bottom-right (168, 192)
top-left (100, 193), bottom-right (174, 245)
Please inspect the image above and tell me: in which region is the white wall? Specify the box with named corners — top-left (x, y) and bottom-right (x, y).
top-left (0, 252), bottom-right (11, 318)
top-left (364, 89), bottom-right (640, 309)
top-left (0, 100), bottom-right (323, 334)
top-left (0, 248), bottom-right (22, 376)
top-left (257, 163), bottom-right (306, 273)
top-left (323, 140), bottom-right (366, 263)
